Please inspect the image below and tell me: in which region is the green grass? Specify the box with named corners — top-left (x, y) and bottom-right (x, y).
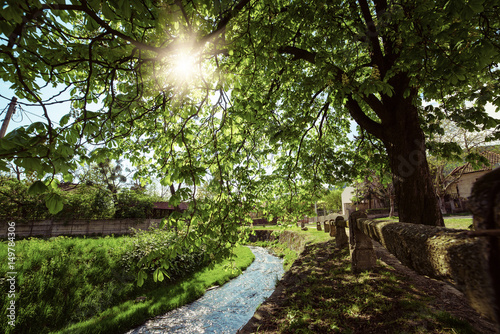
top-left (0, 235), bottom-right (254, 334)
top-left (53, 245), bottom-right (254, 334)
top-left (373, 217), bottom-right (473, 230)
top-left (444, 218), bottom-right (473, 230)
top-left (1, 235), bottom-right (135, 334)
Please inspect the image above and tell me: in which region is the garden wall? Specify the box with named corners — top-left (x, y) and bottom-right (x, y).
top-left (0, 218), bottom-right (164, 238)
top-left (349, 167), bottom-right (500, 328)
top-left (351, 218), bottom-right (494, 319)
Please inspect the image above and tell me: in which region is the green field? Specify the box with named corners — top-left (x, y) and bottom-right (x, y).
top-left (1, 233), bottom-right (254, 334)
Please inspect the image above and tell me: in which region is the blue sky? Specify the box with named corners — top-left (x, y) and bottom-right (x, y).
top-left (0, 80), bottom-right (70, 133)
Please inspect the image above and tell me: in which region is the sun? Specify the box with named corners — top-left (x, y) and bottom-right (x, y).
top-left (171, 49), bottom-right (197, 84)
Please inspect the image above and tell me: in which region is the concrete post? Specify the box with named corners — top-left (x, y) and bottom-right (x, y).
top-left (334, 216), bottom-right (348, 249)
top-left (316, 221), bottom-right (322, 231)
top-left (329, 220), bottom-right (336, 237)
top-left (349, 211), bottom-right (376, 273)
top-left (0, 97), bottom-right (17, 138)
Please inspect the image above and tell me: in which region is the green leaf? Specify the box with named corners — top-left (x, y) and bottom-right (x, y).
top-left (45, 193), bottom-right (64, 214)
top-left (153, 268), bottom-right (165, 282)
top-left (28, 181), bottom-right (48, 195)
top-left (0, 160), bottom-right (8, 172)
top-left (159, 218), bottom-right (167, 229)
top-left (137, 270), bottom-right (147, 287)
top-left (59, 114), bottom-right (71, 127)
top-left (102, 2), bottom-right (116, 19)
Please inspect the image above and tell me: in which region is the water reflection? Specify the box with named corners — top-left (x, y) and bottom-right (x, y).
top-left (126, 246), bottom-right (284, 334)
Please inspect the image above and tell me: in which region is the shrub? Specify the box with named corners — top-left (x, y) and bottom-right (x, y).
top-left (113, 190), bottom-right (155, 219)
top-left (121, 226), bottom-right (208, 282)
top-left (0, 177), bottom-right (50, 221)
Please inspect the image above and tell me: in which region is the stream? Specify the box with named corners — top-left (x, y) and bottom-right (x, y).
top-left (125, 246), bottom-right (284, 334)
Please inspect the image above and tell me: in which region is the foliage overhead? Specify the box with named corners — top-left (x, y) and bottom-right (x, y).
top-left (1, 1), bottom-right (500, 241)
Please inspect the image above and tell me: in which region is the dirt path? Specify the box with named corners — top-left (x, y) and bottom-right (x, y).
top-left (239, 240), bottom-right (497, 333)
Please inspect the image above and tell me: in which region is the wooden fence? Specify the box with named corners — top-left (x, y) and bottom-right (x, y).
top-left (0, 218), bottom-right (164, 238)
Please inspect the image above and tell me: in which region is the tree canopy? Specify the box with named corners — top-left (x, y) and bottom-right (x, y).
top-left (1, 1), bottom-right (500, 240)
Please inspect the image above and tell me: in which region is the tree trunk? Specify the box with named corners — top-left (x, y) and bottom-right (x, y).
top-left (384, 105), bottom-right (444, 226)
top-left (438, 196), bottom-right (448, 214)
top-left (389, 194), bottom-right (395, 217)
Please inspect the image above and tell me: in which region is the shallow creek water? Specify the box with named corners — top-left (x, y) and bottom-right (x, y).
top-left (125, 246), bottom-right (284, 334)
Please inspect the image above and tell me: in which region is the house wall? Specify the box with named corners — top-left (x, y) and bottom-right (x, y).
top-left (341, 187), bottom-right (355, 215)
top-left (448, 171), bottom-right (491, 198)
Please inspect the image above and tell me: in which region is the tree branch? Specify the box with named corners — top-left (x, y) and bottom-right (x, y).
top-left (357, 0), bottom-right (386, 71)
top-left (346, 95), bottom-right (384, 140)
top-left (278, 46), bottom-right (316, 64)
top-left (362, 93), bottom-right (390, 121)
top-left (198, 0), bottom-right (252, 45)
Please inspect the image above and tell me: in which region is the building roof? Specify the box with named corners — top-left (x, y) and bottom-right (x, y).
top-left (57, 182), bottom-right (79, 191)
top-left (450, 150), bottom-right (500, 176)
top-left (153, 202), bottom-right (188, 210)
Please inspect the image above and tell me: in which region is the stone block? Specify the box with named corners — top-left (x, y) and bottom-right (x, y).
top-left (349, 212), bottom-right (376, 273)
top-left (329, 220), bottom-right (336, 237)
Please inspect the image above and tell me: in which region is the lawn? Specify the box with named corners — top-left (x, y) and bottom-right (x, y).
top-left (372, 216), bottom-right (473, 230)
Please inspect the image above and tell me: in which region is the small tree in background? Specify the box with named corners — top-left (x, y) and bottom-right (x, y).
top-left (320, 188), bottom-right (343, 214)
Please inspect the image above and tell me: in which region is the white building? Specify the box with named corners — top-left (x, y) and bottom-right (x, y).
top-left (341, 186), bottom-right (355, 216)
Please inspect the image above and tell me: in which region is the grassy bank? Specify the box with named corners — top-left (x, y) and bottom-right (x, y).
top-left (0, 233), bottom-right (254, 334)
top-left (54, 245), bottom-right (254, 334)
top-left (271, 242), bottom-right (479, 333)
top-left (250, 226), bottom-right (332, 270)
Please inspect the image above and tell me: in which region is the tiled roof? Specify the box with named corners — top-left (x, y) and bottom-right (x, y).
top-left (58, 182), bottom-right (79, 191)
top-left (450, 150), bottom-right (500, 175)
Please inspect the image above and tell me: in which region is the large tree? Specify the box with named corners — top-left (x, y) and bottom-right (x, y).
top-left (0, 0), bottom-right (499, 234)
top-left (222, 0), bottom-right (500, 226)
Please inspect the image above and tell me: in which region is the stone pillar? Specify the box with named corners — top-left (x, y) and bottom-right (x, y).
top-left (329, 220), bottom-right (336, 237)
top-left (324, 221), bottom-right (330, 233)
top-left (316, 221), bottom-right (322, 231)
top-left (349, 211), bottom-right (376, 273)
top-left (469, 167), bottom-right (500, 328)
top-left (334, 216), bottom-right (348, 249)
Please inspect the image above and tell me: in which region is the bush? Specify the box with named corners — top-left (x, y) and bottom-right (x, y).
top-left (0, 177), bottom-right (158, 220)
top-left (113, 190), bottom-right (155, 219)
top-left (0, 177), bottom-right (50, 221)
top-left (121, 226), bottom-right (208, 282)
top-left (55, 185), bottom-right (115, 220)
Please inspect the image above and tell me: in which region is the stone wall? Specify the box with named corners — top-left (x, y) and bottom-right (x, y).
top-left (346, 168), bottom-right (500, 329)
top-left (351, 218), bottom-right (493, 319)
top-left (0, 219), bottom-right (164, 238)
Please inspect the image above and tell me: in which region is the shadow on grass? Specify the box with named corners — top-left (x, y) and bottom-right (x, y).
top-left (263, 241), bottom-right (477, 334)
